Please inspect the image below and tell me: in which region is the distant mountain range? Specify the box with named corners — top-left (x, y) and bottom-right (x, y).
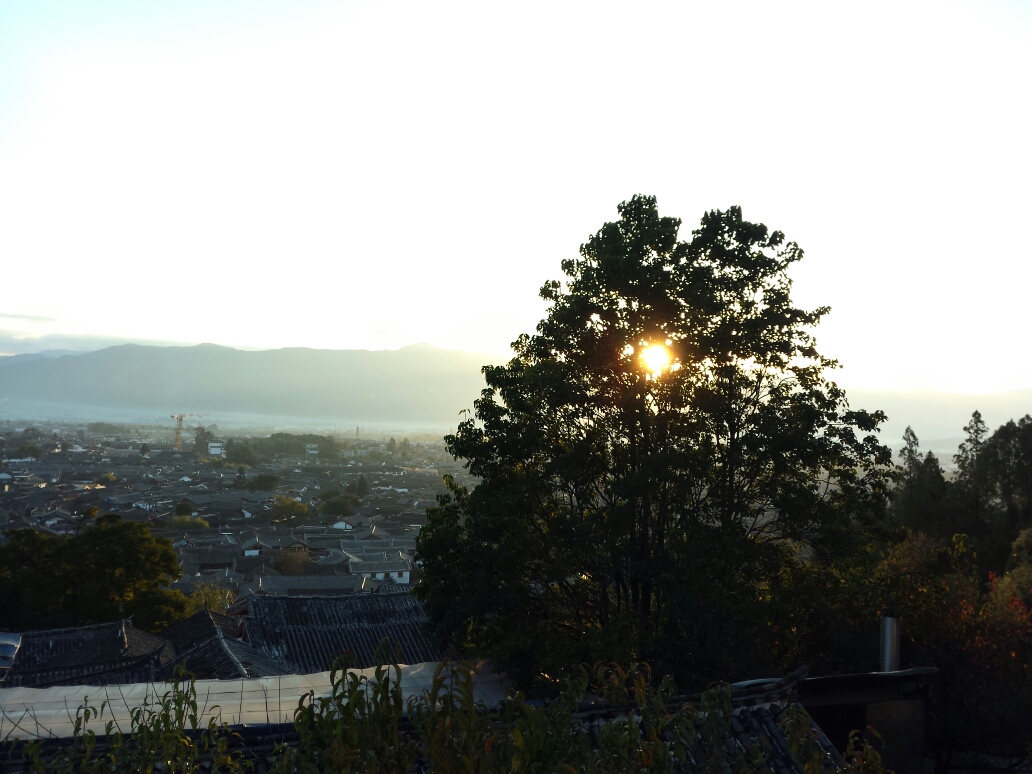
top-left (0, 343), bottom-right (1028, 446)
top-left (0, 349), bottom-right (83, 365)
top-left (0, 343), bottom-right (492, 425)
top-left (843, 388), bottom-right (1032, 456)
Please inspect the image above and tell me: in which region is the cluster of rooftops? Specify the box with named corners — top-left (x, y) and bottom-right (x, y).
top-left (0, 592), bottom-right (444, 688)
top-left (0, 599), bottom-right (937, 774)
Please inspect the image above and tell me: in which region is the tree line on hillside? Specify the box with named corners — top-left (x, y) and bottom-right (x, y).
top-left (414, 197), bottom-right (1032, 771)
top-left (895, 414), bottom-right (1032, 574)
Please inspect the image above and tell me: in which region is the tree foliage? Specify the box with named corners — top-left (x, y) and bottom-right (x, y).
top-left (270, 496), bottom-right (312, 526)
top-left (184, 580), bottom-right (236, 616)
top-left (224, 433), bottom-right (339, 463)
top-left (16, 441), bottom-right (42, 458)
top-left (170, 515), bottom-right (210, 531)
top-left (225, 439), bottom-right (257, 466)
top-left (246, 472), bottom-right (281, 491)
top-left (194, 425), bottom-right (215, 452)
top-left (417, 196), bottom-right (892, 685)
top-left (346, 475), bottom-right (371, 498)
top-left (321, 492), bottom-right (361, 517)
top-left (20, 648), bottom-right (884, 774)
top-left (895, 417), bottom-right (1032, 575)
top-left (0, 515), bottom-right (185, 632)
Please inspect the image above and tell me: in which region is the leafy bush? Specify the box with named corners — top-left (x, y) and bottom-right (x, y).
top-left (247, 473), bottom-right (281, 491)
top-left (272, 645), bottom-right (415, 773)
top-left (170, 515), bottom-right (210, 530)
top-left (185, 580), bottom-right (235, 615)
top-left (269, 645), bottom-right (885, 774)
top-left (321, 493), bottom-right (361, 517)
top-left (270, 496), bottom-right (311, 525)
top-left (15, 645), bottom-right (886, 774)
top-left (20, 669), bottom-right (248, 774)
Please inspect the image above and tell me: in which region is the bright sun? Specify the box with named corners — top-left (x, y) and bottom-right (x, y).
top-left (640, 344), bottom-right (672, 377)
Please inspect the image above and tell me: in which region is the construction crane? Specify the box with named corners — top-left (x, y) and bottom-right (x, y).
top-left (170, 414), bottom-right (207, 452)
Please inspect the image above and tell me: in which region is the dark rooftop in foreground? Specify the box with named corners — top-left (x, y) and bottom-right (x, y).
top-left (159, 609), bottom-right (239, 656)
top-left (156, 630), bottom-right (292, 680)
top-left (242, 593), bottom-right (444, 673)
top-left (2, 620), bottom-right (173, 687)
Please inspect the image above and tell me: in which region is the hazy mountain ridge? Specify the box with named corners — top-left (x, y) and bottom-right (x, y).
top-left (0, 349), bottom-right (83, 365)
top-left (0, 344), bottom-right (1029, 440)
top-left (846, 388), bottom-right (1032, 452)
top-left (0, 343), bottom-right (493, 423)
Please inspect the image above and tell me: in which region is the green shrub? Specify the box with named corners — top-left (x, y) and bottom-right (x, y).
top-left (20, 669), bottom-right (249, 774)
top-left (170, 515), bottom-right (210, 530)
top-left (15, 645), bottom-right (886, 774)
top-left (272, 643), bottom-right (415, 774)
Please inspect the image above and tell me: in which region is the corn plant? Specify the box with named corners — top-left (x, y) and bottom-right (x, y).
top-left (13, 643), bottom-right (887, 774)
top-left (20, 668), bottom-right (249, 774)
top-left (271, 642), bottom-right (416, 774)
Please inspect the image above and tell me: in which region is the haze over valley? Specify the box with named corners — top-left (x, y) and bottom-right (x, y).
top-left (0, 342), bottom-right (1028, 459)
top-left (0, 343), bottom-right (488, 431)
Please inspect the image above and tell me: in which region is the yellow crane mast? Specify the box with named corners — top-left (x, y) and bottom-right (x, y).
top-left (170, 413), bottom-right (207, 452)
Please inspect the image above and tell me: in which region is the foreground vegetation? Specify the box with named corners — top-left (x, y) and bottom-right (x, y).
top-left (13, 653), bottom-right (883, 774)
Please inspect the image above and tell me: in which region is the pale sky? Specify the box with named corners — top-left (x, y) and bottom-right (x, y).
top-left (1, 0), bottom-right (1030, 393)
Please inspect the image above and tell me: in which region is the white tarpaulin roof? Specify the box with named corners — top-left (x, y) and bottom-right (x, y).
top-left (0, 660), bottom-right (507, 741)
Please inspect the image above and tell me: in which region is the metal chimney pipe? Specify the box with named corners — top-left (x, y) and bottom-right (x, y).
top-left (880, 607), bottom-right (900, 672)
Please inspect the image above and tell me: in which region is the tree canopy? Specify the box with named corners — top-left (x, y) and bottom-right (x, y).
top-left (416, 196), bottom-right (893, 685)
top-left (0, 515), bottom-right (185, 632)
top-left (320, 492), bottom-right (361, 517)
top-left (16, 441), bottom-right (42, 458)
top-left (345, 475), bottom-right (371, 498)
top-left (269, 495), bottom-right (311, 525)
top-left (194, 425), bottom-right (215, 451)
top-left (248, 472), bottom-right (282, 491)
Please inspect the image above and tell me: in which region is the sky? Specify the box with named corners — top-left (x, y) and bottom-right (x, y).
top-left (1, 0), bottom-right (1030, 394)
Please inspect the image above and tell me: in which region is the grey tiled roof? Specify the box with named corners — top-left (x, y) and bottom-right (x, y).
top-left (4, 620), bottom-right (174, 687)
top-left (349, 556), bottom-right (410, 574)
top-left (159, 610), bottom-right (239, 655)
top-left (242, 575), bottom-right (371, 596)
top-left (156, 631), bottom-right (292, 680)
top-left (713, 702), bottom-right (841, 774)
top-left (243, 594), bottom-right (445, 673)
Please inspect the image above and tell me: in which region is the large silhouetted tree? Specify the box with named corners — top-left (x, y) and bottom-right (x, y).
top-left (416, 196), bottom-right (893, 685)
